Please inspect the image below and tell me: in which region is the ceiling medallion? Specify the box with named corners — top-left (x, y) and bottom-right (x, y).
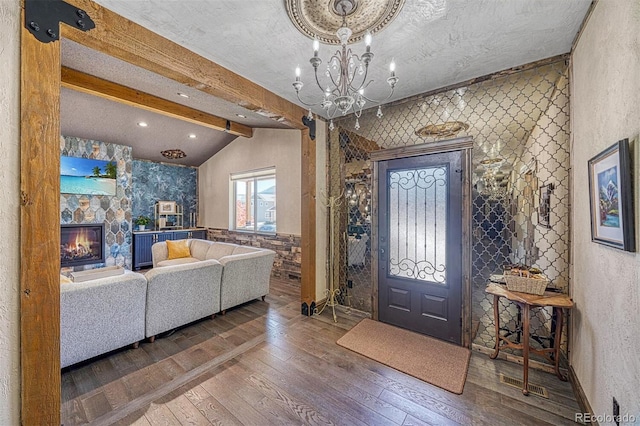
top-left (161, 149), bottom-right (186, 160)
top-left (415, 121), bottom-right (470, 138)
top-left (286, 0), bottom-right (405, 44)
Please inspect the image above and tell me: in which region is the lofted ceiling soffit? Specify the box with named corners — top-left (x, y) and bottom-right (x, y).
top-left (61, 39), bottom-right (289, 166)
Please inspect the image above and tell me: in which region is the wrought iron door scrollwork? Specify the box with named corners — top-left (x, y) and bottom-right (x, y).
top-left (388, 167), bottom-right (447, 190)
top-left (388, 258), bottom-right (446, 283)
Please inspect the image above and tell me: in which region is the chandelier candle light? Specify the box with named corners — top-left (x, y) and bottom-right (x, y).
top-left (293, 0), bottom-right (399, 131)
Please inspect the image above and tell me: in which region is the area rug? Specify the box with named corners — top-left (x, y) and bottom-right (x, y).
top-left (336, 319), bottom-right (471, 394)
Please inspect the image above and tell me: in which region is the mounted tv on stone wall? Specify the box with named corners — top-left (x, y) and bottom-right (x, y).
top-left (60, 156), bottom-right (117, 196)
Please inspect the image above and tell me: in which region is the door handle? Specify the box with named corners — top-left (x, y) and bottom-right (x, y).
top-left (380, 247), bottom-right (386, 261)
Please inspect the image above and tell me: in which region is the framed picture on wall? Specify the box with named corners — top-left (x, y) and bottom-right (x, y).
top-left (538, 183), bottom-right (554, 228)
top-left (60, 156), bottom-right (116, 196)
top-left (588, 138), bottom-right (635, 251)
top-left (158, 201), bottom-right (177, 214)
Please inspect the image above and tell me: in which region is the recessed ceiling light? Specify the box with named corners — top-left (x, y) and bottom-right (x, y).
top-left (137, 122), bottom-right (148, 127)
top-left (236, 114), bottom-right (247, 119)
top-left (188, 133), bottom-right (197, 139)
top-left (177, 92), bottom-right (190, 98)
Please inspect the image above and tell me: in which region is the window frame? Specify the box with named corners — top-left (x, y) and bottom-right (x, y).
top-left (230, 167), bottom-right (276, 234)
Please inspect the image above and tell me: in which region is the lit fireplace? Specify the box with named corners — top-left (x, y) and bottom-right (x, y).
top-left (60, 224), bottom-right (105, 267)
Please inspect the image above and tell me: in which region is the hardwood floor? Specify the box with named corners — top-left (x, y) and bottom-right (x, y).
top-left (62, 277), bottom-right (582, 425)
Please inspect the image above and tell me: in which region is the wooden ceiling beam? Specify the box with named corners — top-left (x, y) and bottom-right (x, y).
top-left (61, 67), bottom-right (253, 138)
top-left (62, 0), bottom-right (306, 130)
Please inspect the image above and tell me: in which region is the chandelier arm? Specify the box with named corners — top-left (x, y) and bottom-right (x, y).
top-left (295, 91), bottom-right (324, 108)
top-left (360, 85), bottom-right (396, 104)
top-left (316, 51), bottom-right (344, 95)
top-left (348, 65), bottom-right (370, 93)
top-left (312, 66), bottom-right (327, 93)
top-left (325, 70), bottom-right (342, 95)
top-left (326, 108), bottom-right (339, 119)
top-left (345, 55), bottom-right (360, 88)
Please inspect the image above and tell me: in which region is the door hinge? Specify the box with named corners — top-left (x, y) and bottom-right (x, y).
top-left (25, 0), bottom-right (95, 43)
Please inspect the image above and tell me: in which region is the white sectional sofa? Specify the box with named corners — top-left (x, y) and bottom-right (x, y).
top-left (59, 239), bottom-right (275, 368)
top-left (60, 270), bottom-right (147, 368)
top-left (151, 239), bottom-right (276, 314)
top-left (144, 258), bottom-right (223, 341)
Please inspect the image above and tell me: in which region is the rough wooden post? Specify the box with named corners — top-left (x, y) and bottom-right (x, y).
top-left (20, 7), bottom-right (62, 423)
top-left (301, 128), bottom-right (316, 314)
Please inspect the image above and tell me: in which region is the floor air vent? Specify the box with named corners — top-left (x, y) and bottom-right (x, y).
top-left (499, 374), bottom-right (549, 398)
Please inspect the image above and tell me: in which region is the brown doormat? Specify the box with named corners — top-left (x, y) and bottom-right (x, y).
top-left (337, 319), bottom-right (471, 394)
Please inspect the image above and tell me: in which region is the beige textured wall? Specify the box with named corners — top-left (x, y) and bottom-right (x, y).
top-left (0, 0), bottom-right (22, 423)
top-left (315, 120), bottom-right (328, 301)
top-left (571, 0), bottom-right (640, 419)
top-left (199, 128), bottom-right (302, 235)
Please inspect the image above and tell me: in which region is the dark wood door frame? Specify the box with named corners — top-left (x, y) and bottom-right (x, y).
top-left (369, 137), bottom-right (473, 348)
top-left (20, 0), bottom-right (314, 423)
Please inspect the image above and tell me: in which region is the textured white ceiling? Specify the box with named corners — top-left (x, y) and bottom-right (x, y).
top-left (61, 0), bottom-right (591, 165)
top-left (90, 0), bottom-right (591, 118)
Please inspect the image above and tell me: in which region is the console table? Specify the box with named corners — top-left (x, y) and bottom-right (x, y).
top-left (485, 283), bottom-right (574, 395)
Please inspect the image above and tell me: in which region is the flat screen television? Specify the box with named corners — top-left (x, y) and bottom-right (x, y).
top-left (60, 156), bottom-right (116, 196)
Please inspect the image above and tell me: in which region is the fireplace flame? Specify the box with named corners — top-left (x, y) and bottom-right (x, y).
top-left (61, 227), bottom-right (100, 263)
top-left (74, 230), bottom-right (91, 256)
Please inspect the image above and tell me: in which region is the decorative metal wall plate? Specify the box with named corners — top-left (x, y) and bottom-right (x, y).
top-left (415, 121), bottom-right (470, 138)
top-left (286, 0), bottom-right (405, 44)
top-left (25, 0), bottom-right (95, 43)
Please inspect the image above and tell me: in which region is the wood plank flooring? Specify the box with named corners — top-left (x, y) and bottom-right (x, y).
top-left (61, 277), bottom-right (582, 425)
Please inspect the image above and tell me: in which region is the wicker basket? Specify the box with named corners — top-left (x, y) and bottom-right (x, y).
top-left (504, 275), bottom-right (548, 295)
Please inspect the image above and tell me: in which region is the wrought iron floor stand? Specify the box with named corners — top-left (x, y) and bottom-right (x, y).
top-left (315, 192), bottom-right (343, 322)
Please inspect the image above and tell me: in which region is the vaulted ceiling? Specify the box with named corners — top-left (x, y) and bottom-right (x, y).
top-left (61, 0), bottom-right (592, 166)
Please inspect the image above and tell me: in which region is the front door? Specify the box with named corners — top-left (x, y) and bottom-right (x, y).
top-left (378, 150), bottom-right (463, 345)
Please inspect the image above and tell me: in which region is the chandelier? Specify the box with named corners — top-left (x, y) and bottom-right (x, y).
top-left (292, 0), bottom-right (399, 131)
top-left (478, 158), bottom-right (508, 200)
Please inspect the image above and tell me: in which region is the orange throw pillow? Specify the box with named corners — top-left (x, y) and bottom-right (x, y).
top-left (166, 239), bottom-right (191, 260)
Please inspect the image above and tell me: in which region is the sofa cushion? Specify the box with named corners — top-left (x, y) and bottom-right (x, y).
top-left (156, 257), bottom-right (200, 267)
top-left (205, 242), bottom-right (237, 260)
top-left (166, 239), bottom-right (190, 259)
top-left (190, 239), bottom-right (212, 261)
top-left (232, 245), bottom-right (259, 255)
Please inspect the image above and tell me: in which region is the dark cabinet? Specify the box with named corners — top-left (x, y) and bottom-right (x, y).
top-left (172, 231), bottom-right (190, 240)
top-left (133, 229), bottom-right (207, 270)
top-left (173, 230), bottom-right (206, 239)
top-left (191, 230), bottom-right (206, 240)
top-left (133, 233), bottom-right (155, 269)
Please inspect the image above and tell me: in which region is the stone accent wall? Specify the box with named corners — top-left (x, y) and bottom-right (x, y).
top-left (60, 136), bottom-right (133, 271)
top-left (206, 228), bottom-right (301, 282)
top-left (132, 160), bottom-right (198, 228)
